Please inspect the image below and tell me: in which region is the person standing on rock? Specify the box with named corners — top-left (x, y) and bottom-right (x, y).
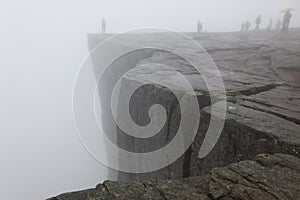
top-left (255, 15), bottom-right (262, 30)
top-left (241, 22), bottom-right (245, 31)
top-left (282, 10), bottom-right (293, 35)
top-left (101, 18), bottom-right (106, 34)
top-left (245, 21), bottom-right (251, 31)
top-left (276, 18), bottom-right (282, 30)
top-left (266, 18), bottom-right (273, 30)
top-left (197, 21), bottom-right (203, 33)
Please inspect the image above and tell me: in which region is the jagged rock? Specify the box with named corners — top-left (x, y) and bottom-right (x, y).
top-left (190, 101), bottom-right (300, 177)
top-left (51, 30), bottom-right (300, 199)
top-left (48, 153), bottom-right (300, 200)
top-left (86, 29), bottom-right (300, 181)
top-left (207, 153), bottom-right (300, 200)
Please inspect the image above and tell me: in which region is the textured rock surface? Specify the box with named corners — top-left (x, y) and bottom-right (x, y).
top-left (49, 30), bottom-right (300, 199)
top-left (48, 153), bottom-right (300, 200)
top-left (84, 29), bottom-right (300, 181)
top-left (87, 29), bottom-right (300, 181)
top-left (190, 101), bottom-right (300, 177)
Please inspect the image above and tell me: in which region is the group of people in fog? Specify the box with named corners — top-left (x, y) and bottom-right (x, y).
top-left (100, 9), bottom-right (294, 35)
top-left (241, 21), bottom-right (251, 31)
top-left (240, 9), bottom-right (294, 35)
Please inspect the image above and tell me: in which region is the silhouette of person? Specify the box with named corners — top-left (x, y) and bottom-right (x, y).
top-left (245, 21), bottom-right (251, 31)
top-left (197, 21), bottom-right (203, 33)
top-left (276, 18), bottom-right (282, 30)
top-left (101, 18), bottom-right (106, 34)
top-left (266, 18), bottom-right (272, 30)
top-left (255, 15), bottom-right (262, 30)
top-left (282, 11), bottom-right (292, 34)
top-left (241, 22), bottom-right (245, 31)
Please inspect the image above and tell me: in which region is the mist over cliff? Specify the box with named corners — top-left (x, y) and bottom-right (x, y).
top-left (1, 0), bottom-right (300, 199)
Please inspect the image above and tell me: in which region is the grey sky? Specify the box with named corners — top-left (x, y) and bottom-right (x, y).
top-left (1, 0), bottom-right (299, 199)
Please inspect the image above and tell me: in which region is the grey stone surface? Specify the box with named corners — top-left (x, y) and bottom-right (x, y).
top-left (190, 101), bottom-right (300, 177)
top-left (239, 85), bottom-right (300, 125)
top-left (48, 153), bottom-right (300, 200)
top-left (86, 29), bottom-right (300, 181)
top-left (49, 29), bottom-right (300, 199)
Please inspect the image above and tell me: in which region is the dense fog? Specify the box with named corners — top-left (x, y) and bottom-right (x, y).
top-left (1, 0), bottom-right (299, 199)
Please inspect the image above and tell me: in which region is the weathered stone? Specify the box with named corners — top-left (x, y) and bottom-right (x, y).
top-left (48, 153), bottom-right (300, 200)
top-left (239, 85), bottom-right (300, 125)
top-left (208, 154), bottom-right (300, 200)
top-left (190, 101), bottom-right (300, 177)
top-left (86, 29), bottom-right (300, 181)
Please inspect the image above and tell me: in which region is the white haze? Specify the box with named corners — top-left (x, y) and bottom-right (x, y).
top-left (0, 0), bottom-right (299, 199)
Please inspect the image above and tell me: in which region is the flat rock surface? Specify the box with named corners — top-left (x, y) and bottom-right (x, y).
top-left (88, 29), bottom-right (300, 129)
top-left (48, 153), bottom-right (300, 200)
top-left (238, 85), bottom-right (300, 125)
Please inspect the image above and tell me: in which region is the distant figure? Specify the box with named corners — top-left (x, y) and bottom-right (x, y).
top-left (282, 10), bottom-right (292, 34)
top-left (241, 22), bottom-right (245, 31)
top-left (266, 18), bottom-right (273, 30)
top-left (101, 18), bottom-right (106, 34)
top-left (276, 18), bottom-right (282, 30)
top-left (197, 21), bottom-right (203, 33)
top-left (255, 15), bottom-right (262, 30)
top-left (245, 21), bottom-right (251, 31)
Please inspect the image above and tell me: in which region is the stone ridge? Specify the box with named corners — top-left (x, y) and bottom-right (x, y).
top-left (48, 153), bottom-right (300, 200)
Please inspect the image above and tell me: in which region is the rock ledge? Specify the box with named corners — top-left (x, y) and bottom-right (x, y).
top-left (49, 153), bottom-right (300, 200)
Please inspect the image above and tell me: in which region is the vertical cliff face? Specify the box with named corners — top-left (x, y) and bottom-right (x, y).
top-left (86, 29), bottom-right (300, 182)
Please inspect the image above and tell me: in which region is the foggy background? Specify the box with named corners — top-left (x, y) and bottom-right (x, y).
top-left (1, 0), bottom-right (299, 199)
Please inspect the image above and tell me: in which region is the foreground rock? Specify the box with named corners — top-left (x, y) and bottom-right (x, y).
top-left (48, 153), bottom-right (300, 200)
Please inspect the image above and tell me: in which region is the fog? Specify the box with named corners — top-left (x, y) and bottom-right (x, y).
top-left (1, 0), bottom-right (299, 199)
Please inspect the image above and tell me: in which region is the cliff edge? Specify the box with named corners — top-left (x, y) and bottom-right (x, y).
top-left (50, 29), bottom-right (300, 199)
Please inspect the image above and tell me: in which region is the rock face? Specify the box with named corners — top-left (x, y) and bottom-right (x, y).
top-left (190, 101), bottom-right (300, 177)
top-left (48, 153), bottom-right (300, 200)
top-left (86, 29), bottom-right (300, 182)
top-left (50, 30), bottom-right (300, 199)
